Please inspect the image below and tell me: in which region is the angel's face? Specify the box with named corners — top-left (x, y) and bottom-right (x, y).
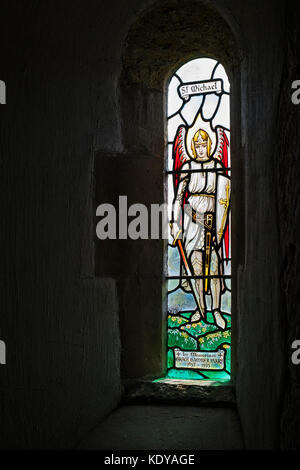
top-left (194, 141), bottom-right (208, 160)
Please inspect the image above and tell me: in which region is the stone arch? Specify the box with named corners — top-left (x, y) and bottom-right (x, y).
top-left (120, 0), bottom-right (241, 155)
top-left (117, 0), bottom-right (243, 382)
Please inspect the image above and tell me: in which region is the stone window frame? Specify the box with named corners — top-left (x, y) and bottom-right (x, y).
top-left (96, 0), bottom-right (244, 400)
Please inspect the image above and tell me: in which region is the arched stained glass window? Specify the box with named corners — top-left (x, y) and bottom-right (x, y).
top-left (165, 57), bottom-right (231, 382)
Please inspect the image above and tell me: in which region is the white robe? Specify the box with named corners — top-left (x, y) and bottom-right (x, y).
top-left (182, 159), bottom-right (222, 257)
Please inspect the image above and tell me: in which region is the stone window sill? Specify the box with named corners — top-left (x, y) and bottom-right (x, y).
top-left (123, 379), bottom-right (236, 407)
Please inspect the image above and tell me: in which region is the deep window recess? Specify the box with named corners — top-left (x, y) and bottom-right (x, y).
top-left (164, 57), bottom-right (231, 382)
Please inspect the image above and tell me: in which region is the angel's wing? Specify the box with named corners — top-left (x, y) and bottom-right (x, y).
top-left (214, 127), bottom-right (229, 173)
top-left (215, 127), bottom-right (230, 260)
top-left (173, 126), bottom-right (190, 192)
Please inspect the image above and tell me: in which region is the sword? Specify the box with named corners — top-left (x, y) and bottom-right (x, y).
top-left (170, 223), bottom-right (205, 318)
top-left (218, 181), bottom-right (230, 242)
top-left (204, 213), bottom-right (213, 293)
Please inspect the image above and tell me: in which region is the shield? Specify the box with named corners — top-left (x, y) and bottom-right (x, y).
top-left (216, 174), bottom-right (231, 246)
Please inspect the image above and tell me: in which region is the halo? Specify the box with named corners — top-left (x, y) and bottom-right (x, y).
top-left (186, 113), bottom-right (217, 158)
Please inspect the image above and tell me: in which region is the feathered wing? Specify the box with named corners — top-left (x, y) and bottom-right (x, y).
top-left (173, 126), bottom-right (191, 288)
top-left (215, 127), bottom-right (230, 260)
top-left (215, 127), bottom-right (229, 171)
top-left (173, 126), bottom-right (190, 210)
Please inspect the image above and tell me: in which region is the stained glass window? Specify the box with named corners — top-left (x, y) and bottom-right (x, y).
top-left (165, 58), bottom-right (231, 382)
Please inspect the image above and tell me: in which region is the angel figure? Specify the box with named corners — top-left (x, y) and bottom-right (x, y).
top-left (170, 123), bottom-right (230, 330)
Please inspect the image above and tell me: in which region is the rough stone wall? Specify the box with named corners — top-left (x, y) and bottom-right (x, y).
top-left (231, 0), bottom-right (286, 449)
top-left (0, 0), bottom-right (125, 448)
top-left (0, 0), bottom-right (298, 450)
top-left (122, 0), bottom-right (238, 90)
top-left (277, 0), bottom-right (300, 450)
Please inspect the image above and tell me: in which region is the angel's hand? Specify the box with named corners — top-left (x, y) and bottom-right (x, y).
top-left (170, 222), bottom-right (181, 242)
